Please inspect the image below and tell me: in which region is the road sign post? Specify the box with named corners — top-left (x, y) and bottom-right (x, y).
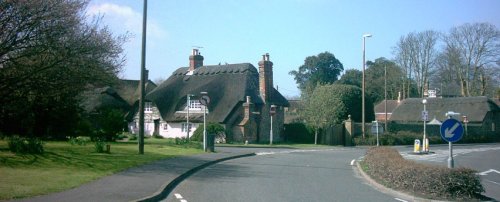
top-left (200, 93), bottom-right (210, 152)
top-left (440, 118), bottom-right (464, 168)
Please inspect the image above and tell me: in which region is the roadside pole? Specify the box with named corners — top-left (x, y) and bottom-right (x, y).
top-left (440, 112), bottom-right (464, 169)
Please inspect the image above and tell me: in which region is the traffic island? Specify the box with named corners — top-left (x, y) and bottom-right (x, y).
top-left (358, 147), bottom-right (488, 201)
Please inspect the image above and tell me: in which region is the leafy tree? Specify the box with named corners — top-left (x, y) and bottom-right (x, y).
top-left (289, 52), bottom-right (344, 96)
top-left (303, 84), bottom-right (374, 144)
top-left (365, 58), bottom-right (405, 104)
top-left (336, 69), bottom-right (362, 88)
top-left (0, 0), bottom-right (125, 138)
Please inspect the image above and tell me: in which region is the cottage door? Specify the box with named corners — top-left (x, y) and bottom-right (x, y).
top-left (153, 119), bottom-right (160, 135)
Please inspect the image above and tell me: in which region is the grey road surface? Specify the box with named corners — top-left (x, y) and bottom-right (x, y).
top-left (164, 147), bottom-right (397, 202)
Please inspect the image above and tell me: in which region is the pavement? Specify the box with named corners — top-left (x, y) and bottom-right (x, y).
top-left (13, 147), bottom-right (256, 202)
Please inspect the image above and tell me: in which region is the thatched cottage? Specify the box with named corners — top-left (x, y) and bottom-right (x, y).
top-left (145, 50), bottom-right (289, 143)
top-left (390, 96), bottom-right (500, 135)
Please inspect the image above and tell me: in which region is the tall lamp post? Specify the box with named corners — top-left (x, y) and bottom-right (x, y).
top-left (200, 92), bottom-right (209, 152)
top-left (362, 34), bottom-right (372, 138)
top-left (384, 65), bottom-right (388, 132)
top-left (138, 0), bottom-right (148, 154)
top-left (422, 98), bottom-right (428, 152)
top-left (186, 94), bottom-right (193, 140)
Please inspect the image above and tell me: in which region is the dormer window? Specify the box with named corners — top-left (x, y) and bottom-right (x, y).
top-left (145, 102), bottom-right (153, 113)
top-left (189, 100), bottom-right (202, 110)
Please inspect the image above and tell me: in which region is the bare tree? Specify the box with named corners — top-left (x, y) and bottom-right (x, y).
top-left (442, 23), bottom-right (500, 96)
top-left (393, 30), bottom-right (439, 98)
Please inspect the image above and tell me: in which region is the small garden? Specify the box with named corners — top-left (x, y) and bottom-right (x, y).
top-left (361, 147), bottom-right (486, 201)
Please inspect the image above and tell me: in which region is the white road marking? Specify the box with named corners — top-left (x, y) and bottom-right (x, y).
top-left (255, 148), bottom-right (348, 156)
top-left (174, 193), bottom-right (183, 199)
top-left (180, 200), bottom-right (188, 202)
top-left (350, 159), bottom-right (356, 166)
top-left (394, 198), bottom-right (408, 202)
top-left (484, 179), bottom-right (500, 186)
top-left (477, 169), bottom-right (500, 176)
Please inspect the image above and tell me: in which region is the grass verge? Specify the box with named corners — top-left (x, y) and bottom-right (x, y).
top-left (360, 147), bottom-right (485, 201)
top-left (0, 138), bottom-right (202, 200)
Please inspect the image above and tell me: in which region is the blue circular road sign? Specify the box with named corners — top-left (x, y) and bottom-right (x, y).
top-left (440, 119), bottom-right (464, 143)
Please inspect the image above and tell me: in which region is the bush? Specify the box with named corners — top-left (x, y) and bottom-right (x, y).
top-left (354, 131), bottom-right (443, 146)
top-left (94, 140), bottom-right (107, 153)
top-left (284, 123), bottom-right (314, 143)
top-left (69, 136), bottom-right (91, 146)
top-left (175, 137), bottom-right (189, 145)
top-left (153, 132), bottom-right (163, 139)
top-left (362, 147), bottom-right (484, 200)
top-left (191, 123), bottom-right (225, 142)
top-left (8, 136), bottom-right (44, 154)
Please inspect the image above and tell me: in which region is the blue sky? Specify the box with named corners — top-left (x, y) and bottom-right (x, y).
top-left (88, 0), bottom-right (500, 97)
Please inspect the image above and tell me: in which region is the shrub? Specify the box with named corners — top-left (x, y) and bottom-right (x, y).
top-left (284, 123), bottom-right (314, 143)
top-left (69, 136), bottom-right (91, 146)
top-left (175, 137), bottom-right (189, 145)
top-left (191, 123), bottom-right (225, 142)
top-left (8, 136), bottom-right (44, 154)
top-left (354, 131), bottom-right (443, 146)
top-left (94, 140), bottom-right (106, 153)
top-left (128, 133), bottom-right (137, 140)
top-left (362, 147), bottom-right (484, 200)
top-left (153, 132), bottom-right (163, 139)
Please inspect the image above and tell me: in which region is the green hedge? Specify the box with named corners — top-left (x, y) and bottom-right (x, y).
top-left (362, 147), bottom-right (484, 200)
top-left (355, 131), bottom-right (500, 146)
top-left (283, 123), bottom-right (315, 143)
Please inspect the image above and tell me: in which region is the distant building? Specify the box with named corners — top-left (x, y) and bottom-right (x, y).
top-left (390, 96), bottom-right (500, 135)
top-left (145, 50), bottom-right (289, 143)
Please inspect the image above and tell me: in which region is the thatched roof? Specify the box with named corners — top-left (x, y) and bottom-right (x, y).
top-left (146, 63), bottom-right (289, 123)
top-left (81, 87), bottom-right (131, 113)
top-left (390, 96), bottom-right (499, 123)
top-left (81, 79), bottom-right (157, 117)
top-left (374, 100), bottom-right (400, 114)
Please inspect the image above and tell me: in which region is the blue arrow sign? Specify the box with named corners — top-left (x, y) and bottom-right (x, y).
top-left (440, 119), bottom-right (464, 143)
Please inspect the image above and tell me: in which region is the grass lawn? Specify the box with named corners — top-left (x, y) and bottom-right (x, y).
top-left (0, 138), bottom-right (203, 200)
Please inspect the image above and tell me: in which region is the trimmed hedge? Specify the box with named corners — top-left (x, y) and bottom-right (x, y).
top-left (354, 131), bottom-right (500, 146)
top-left (362, 147), bottom-right (484, 200)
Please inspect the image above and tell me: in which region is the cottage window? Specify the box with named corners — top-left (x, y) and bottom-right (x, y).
top-left (145, 102), bottom-right (153, 112)
top-left (181, 123), bottom-right (192, 132)
top-left (189, 100), bottom-right (202, 110)
top-left (163, 123), bottom-right (168, 130)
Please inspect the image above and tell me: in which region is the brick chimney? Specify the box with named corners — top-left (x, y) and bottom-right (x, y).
top-left (189, 49), bottom-right (204, 71)
top-left (258, 53), bottom-right (273, 102)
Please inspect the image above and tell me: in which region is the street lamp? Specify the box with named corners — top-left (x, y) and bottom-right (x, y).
top-left (200, 91), bottom-right (208, 152)
top-left (362, 34), bottom-right (372, 139)
top-left (384, 65), bottom-right (388, 132)
top-left (422, 98), bottom-right (427, 152)
top-left (186, 94), bottom-right (193, 140)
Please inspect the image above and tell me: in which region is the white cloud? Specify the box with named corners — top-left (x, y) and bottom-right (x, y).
top-left (88, 3), bottom-right (167, 39)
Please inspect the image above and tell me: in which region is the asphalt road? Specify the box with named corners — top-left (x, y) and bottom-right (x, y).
top-left (399, 143), bottom-right (500, 201)
top-left (164, 147), bottom-right (398, 202)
